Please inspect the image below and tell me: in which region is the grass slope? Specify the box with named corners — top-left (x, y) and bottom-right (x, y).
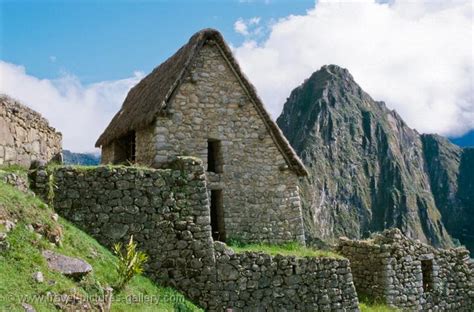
top-left (0, 167), bottom-right (200, 312)
top-left (228, 240), bottom-right (343, 259)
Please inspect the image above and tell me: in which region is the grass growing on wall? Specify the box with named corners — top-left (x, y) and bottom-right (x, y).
top-left (0, 178), bottom-right (201, 312)
top-left (228, 240), bottom-right (343, 259)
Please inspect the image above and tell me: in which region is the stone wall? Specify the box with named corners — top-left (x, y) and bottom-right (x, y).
top-left (31, 157), bottom-right (359, 311)
top-left (0, 95), bottom-right (62, 167)
top-left (338, 228), bottom-right (474, 311)
top-left (135, 127), bottom-right (155, 166)
top-left (102, 41), bottom-right (305, 244)
top-left (212, 243), bottom-right (359, 310)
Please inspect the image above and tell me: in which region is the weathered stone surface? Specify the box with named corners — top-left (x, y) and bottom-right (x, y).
top-left (1, 172), bottom-right (30, 193)
top-left (42, 250), bottom-right (92, 278)
top-left (0, 95), bottom-right (62, 167)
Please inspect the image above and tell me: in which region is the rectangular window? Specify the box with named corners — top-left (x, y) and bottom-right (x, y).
top-left (210, 189), bottom-right (225, 242)
top-left (421, 259), bottom-right (434, 292)
top-left (207, 139), bottom-right (222, 173)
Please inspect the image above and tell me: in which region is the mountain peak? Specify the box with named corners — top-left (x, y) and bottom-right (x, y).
top-left (277, 67), bottom-right (456, 249)
top-left (319, 64), bottom-right (352, 77)
top-left (305, 64), bottom-right (355, 85)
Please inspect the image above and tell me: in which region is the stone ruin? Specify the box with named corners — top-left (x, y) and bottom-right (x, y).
top-left (0, 94), bottom-right (62, 167)
top-left (338, 228), bottom-right (474, 311)
top-left (27, 157), bottom-right (474, 311)
top-left (31, 157), bottom-right (360, 311)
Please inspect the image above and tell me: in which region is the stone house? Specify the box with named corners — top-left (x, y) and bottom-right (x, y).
top-left (96, 29), bottom-right (308, 244)
top-left (0, 94), bottom-right (62, 167)
top-left (338, 228), bottom-right (474, 311)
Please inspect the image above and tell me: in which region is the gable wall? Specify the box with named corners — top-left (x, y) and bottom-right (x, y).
top-left (149, 41), bottom-right (304, 244)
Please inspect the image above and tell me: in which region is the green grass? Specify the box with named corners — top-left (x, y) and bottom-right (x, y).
top-left (0, 179), bottom-right (200, 312)
top-left (358, 296), bottom-right (399, 312)
top-left (228, 240), bottom-right (343, 259)
top-left (359, 302), bottom-right (398, 312)
top-left (0, 164), bottom-right (28, 174)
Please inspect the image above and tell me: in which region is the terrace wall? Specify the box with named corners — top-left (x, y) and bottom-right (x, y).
top-left (31, 157), bottom-right (359, 311)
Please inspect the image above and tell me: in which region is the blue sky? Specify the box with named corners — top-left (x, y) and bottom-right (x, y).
top-left (1, 0), bottom-right (313, 83)
top-left (0, 0), bottom-right (472, 151)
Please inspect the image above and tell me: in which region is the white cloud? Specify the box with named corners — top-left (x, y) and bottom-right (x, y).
top-left (234, 19), bottom-right (249, 35)
top-left (234, 17), bottom-right (262, 37)
top-left (0, 61), bottom-right (142, 152)
top-left (233, 0), bottom-right (474, 137)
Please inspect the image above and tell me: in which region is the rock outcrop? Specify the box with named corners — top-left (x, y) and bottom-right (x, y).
top-left (421, 135), bottom-right (474, 251)
top-left (277, 65), bottom-right (457, 248)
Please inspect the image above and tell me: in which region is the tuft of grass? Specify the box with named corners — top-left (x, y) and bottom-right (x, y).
top-left (227, 239), bottom-right (343, 259)
top-left (0, 181), bottom-right (201, 311)
top-left (359, 302), bottom-right (399, 312)
top-left (0, 164), bottom-right (28, 174)
top-left (358, 296), bottom-right (399, 312)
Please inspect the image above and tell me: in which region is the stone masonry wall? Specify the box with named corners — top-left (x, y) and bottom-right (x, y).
top-left (0, 95), bottom-right (62, 167)
top-left (135, 127), bottom-right (155, 166)
top-left (338, 228), bottom-right (474, 311)
top-left (132, 41), bottom-right (304, 244)
top-left (31, 157), bottom-right (359, 311)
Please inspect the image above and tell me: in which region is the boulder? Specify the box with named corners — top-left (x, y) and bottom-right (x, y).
top-left (42, 250), bottom-right (92, 279)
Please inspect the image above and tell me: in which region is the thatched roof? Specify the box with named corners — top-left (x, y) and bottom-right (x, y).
top-left (95, 28), bottom-right (308, 176)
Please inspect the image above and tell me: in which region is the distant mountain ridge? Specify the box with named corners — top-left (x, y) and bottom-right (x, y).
top-left (451, 130), bottom-right (474, 147)
top-left (277, 65), bottom-right (473, 251)
top-left (62, 150), bottom-right (100, 166)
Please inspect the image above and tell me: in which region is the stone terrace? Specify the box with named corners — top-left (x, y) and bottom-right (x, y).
top-left (31, 157), bottom-right (360, 311)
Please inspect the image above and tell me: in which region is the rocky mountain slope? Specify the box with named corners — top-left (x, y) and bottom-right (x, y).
top-left (277, 65), bottom-right (472, 249)
top-left (63, 150), bottom-right (101, 165)
top-left (422, 135), bottom-right (474, 251)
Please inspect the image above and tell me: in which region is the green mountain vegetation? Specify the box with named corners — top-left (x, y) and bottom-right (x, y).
top-left (277, 65), bottom-right (473, 251)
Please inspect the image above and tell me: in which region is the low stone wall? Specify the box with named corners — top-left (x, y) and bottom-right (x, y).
top-left (213, 242), bottom-right (359, 310)
top-left (0, 95), bottom-right (62, 166)
top-left (338, 228), bottom-right (474, 311)
top-left (31, 157), bottom-right (360, 311)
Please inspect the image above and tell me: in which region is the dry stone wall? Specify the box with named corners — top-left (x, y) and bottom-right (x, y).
top-left (213, 242), bottom-right (359, 311)
top-left (338, 228), bottom-right (474, 311)
top-left (0, 95), bottom-right (62, 166)
top-left (31, 157), bottom-right (359, 311)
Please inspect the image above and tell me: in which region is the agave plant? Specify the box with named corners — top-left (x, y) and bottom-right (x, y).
top-left (113, 235), bottom-right (148, 291)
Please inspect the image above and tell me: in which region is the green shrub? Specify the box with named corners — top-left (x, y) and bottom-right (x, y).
top-left (113, 235), bottom-right (149, 291)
